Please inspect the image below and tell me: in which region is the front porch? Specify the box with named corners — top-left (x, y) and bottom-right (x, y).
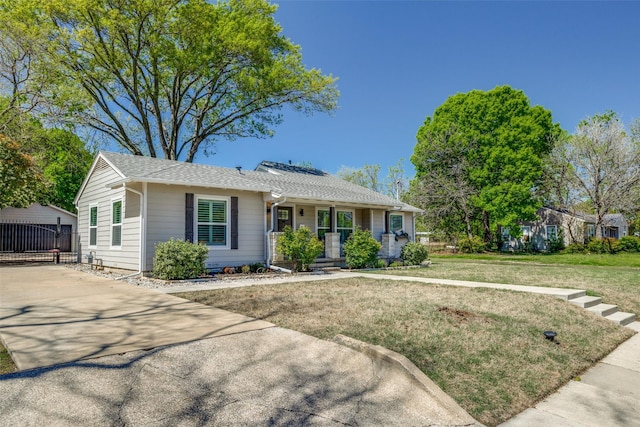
top-left (268, 230), bottom-right (406, 267)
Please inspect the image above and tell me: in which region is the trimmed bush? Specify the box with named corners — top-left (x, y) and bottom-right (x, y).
top-left (586, 237), bottom-right (618, 254)
top-left (458, 236), bottom-right (486, 253)
top-left (276, 225), bottom-right (324, 272)
top-left (564, 242), bottom-right (586, 254)
top-left (343, 228), bottom-right (382, 269)
top-left (400, 241), bottom-right (429, 266)
top-left (617, 236), bottom-right (640, 253)
top-left (153, 238), bottom-right (208, 280)
top-left (546, 230), bottom-right (565, 253)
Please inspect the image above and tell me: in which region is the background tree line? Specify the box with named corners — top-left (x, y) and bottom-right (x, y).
top-left (407, 86), bottom-right (640, 245)
top-left (343, 86), bottom-right (640, 246)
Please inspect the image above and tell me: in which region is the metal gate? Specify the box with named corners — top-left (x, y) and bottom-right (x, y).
top-left (0, 220), bottom-right (79, 264)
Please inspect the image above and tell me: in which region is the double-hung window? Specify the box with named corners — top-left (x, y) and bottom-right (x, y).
top-left (336, 210), bottom-right (353, 243)
top-left (546, 225), bottom-right (558, 240)
top-left (317, 209), bottom-right (330, 241)
top-left (89, 204), bottom-right (98, 247)
top-left (111, 199), bottom-right (122, 247)
top-left (197, 196), bottom-right (229, 248)
top-left (390, 213), bottom-right (403, 233)
top-left (521, 225), bottom-right (532, 242)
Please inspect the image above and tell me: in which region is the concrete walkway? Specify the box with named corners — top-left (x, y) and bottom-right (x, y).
top-left (0, 265), bottom-right (480, 426)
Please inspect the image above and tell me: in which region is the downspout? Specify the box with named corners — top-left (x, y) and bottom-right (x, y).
top-left (265, 195), bottom-right (292, 273)
top-left (412, 212), bottom-right (416, 242)
top-left (116, 184), bottom-right (145, 280)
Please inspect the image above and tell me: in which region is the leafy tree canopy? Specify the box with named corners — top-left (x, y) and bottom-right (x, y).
top-left (410, 85), bottom-right (560, 242)
top-left (0, 97), bottom-right (93, 211)
top-left (338, 160), bottom-right (408, 199)
top-left (0, 0), bottom-right (339, 162)
top-left (559, 112), bottom-right (640, 238)
top-left (0, 133), bottom-right (45, 208)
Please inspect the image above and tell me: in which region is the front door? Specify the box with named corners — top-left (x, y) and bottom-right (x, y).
top-left (276, 207), bottom-right (293, 231)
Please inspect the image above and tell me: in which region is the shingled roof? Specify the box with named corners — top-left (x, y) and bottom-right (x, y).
top-left (86, 151), bottom-right (420, 212)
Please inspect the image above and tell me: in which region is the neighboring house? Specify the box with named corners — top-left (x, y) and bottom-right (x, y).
top-left (73, 152), bottom-right (422, 272)
top-left (502, 207), bottom-right (630, 251)
top-left (0, 203), bottom-right (78, 252)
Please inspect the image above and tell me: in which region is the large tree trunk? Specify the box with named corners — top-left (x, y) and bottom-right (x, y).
top-left (482, 211), bottom-right (491, 243)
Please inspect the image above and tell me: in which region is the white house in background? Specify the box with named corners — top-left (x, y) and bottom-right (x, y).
top-left (0, 203), bottom-right (78, 252)
top-left (73, 151), bottom-right (422, 272)
top-left (502, 207), bottom-right (629, 251)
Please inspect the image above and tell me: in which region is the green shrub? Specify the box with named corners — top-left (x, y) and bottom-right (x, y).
top-left (564, 242), bottom-right (586, 254)
top-left (400, 241), bottom-right (429, 265)
top-left (375, 259), bottom-right (387, 268)
top-left (250, 262), bottom-right (266, 273)
top-left (546, 230), bottom-right (565, 253)
top-left (276, 225), bottom-right (324, 272)
top-left (617, 236), bottom-right (640, 253)
top-left (586, 237), bottom-right (618, 254)
top-left (152, 238), bottom-right (208, 280)
top-left (389, 260), bottom-right (403, 268)
top-left (458, 236), bottom-right (486, 253)
top-left (343, 228), bottom-right (382, 269)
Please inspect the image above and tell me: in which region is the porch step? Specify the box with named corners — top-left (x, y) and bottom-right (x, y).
top-left (564, 293), bottom-right (637, 328)
top-left (606, 311), bottom-right (637, 326)
top-left (311, 258), bottom-right (345, 270)
top-left (568, 295), bottom-right (602, 308)
top-left (587, 303), bottom-right (619, 318)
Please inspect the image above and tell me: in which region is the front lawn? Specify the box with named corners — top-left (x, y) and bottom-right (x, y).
top-left (374, 254), bottom-right (640, 315)
top-left (177, 278), bottom-right (633, 426)
top-left (0, 343), bottom-right (17, 375)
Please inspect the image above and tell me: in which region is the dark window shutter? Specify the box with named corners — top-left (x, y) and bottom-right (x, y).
top-left (231, 196), bottom-right (238, 249)
top-left (384, 211), bottom-right (390, 234)
top-left (185, 193), bottom-right (194, 242)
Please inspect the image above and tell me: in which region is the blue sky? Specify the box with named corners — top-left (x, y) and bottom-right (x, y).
top-left (196, 1), bottom-right (640, 178)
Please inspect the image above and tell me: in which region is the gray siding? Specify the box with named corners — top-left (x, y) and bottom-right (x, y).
top-left (372, 210), bottom-right (385, 240)
top-left (294, 204), bottom-right (316, 230)
top-left (145, 184), bottom-right (265, 270)
top-left (76, 164), bottom-right (140, 270)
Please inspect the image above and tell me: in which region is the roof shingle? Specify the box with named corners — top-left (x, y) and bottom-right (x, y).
top-left (99, 152), bottom-right (421, 212)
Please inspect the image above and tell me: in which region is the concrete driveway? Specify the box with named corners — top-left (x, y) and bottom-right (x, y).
top-left (0, 265), bottom-right (481, 426)
top-left (0, 265), bottom-right (273, 370)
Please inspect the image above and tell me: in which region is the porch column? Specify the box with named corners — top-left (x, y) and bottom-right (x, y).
top-left (269, 232), bottom-right (285, 262)
top-left (384, 211), bottom-right (390, 234)
top-left (324, 232), bottom-right (341, 259)
top-left (380, 233), bottom-right (395, 260)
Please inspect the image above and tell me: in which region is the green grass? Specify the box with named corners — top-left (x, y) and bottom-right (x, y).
top-left (375, 254), bottom-right (640, 315)
top-left (429, 252), bottom-right (640, 267)
top-left (0, 343), bottom-right (17, 375)
top-left (177, 278), bottom-right (634, 426)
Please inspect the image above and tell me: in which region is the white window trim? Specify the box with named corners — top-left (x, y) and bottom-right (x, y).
top-left (316, 208), bottom-right (330, 235)
top-left (195, 194), bottom-right (231, 250)
top-left (88, 203), bottom-right (98, 249)
top-left (546, 225), bottom-right (558, 239)
top-left (336, 209), bottom-right (355, 242)
top-left (110, 197), bottom-right (123, 249)
top-left (390, 213), bottom-right (404, 233)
